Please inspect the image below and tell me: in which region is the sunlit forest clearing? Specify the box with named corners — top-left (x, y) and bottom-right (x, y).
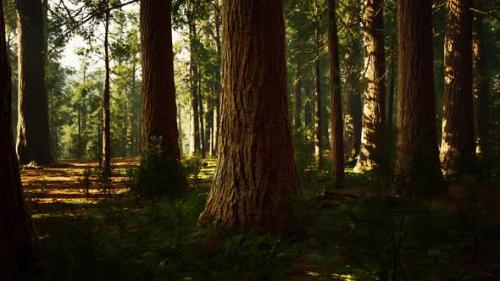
top-left (1, 0), bottom-right (499, 280)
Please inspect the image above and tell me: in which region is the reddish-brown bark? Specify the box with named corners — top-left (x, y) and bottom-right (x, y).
top-left (140, 0), bottom-right (180, 160)
top-left (395, 0), bottom-right (441, 195)
top-left (0, 3), bottom-right (37, 277)
top-left (16, 0), bottom-right (52, 165)
top-left (199, 0), bottom-right (299, 234)
top-left (440, 0), bottom-right (476, 175)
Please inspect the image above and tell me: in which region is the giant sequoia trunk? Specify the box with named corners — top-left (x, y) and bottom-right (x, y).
top-left (101, 3), bottom-right (111, 177)
top-left (0, 4), bottom-right (37, 277)
top-left (327, 0), bottom-right (344, 186)
top-left (200, 0), bottom-right (299, 234)
top-left (440, 0), bottom-right (476, 175)
top-left (16, 0), bottom-right (51, 165)
top-left (355, 0), bottom-right (386, 172)
top-left (395, 0), bottom-right (441, 195)
top-left (140, 0), bottom-right (180, 160)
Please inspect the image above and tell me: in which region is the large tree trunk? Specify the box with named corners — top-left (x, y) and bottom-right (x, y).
top-left (0, 3), bottom-right (37, 277)
top-left (140, 0), bottom-right (181, 160)
top-left (395, 0), bottom-right (441, 196)
top-left (200, 0), bottom-right (299, 234)
top-left (101, 2), bottom-right (111, 177)
top-left (15, 0), bottom-right (51, 165)
top-left (440, 0), bottom-right (476, 175)
top-left (355, 0), bottom-right (386, 172)
top-left (327, 0), bottom-right (344, 186)
top-left (343, 1), bottom-right (362, 164)
top-left (472, 3), bottom-right (491, 172)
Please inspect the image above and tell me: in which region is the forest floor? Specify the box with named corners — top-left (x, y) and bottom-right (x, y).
top-left (20, 157), bottom-right (500, 281)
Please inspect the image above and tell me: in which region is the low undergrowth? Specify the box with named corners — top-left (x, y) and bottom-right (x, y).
top-left (34, 179), bottom-right (500, 281)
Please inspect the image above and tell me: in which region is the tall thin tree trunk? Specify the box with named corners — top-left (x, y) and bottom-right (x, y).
top-left (102, 2), bottom-right (111, 177)
top-left (327, 0), bottom-right (344, 186)
top-left (343, 1), bottom-right (362, 163)
top-left (472, 4), bottom-right (491, 171)
top-left (314, 36), bottom-right (323, 168)
top-left (16, 0), bottom-right (51, 165)
top-left (294, 74), bottom-right (302, 133)
top-left (395, 0), bottom-right (441, 196)
top-left (200, 0), bottom-right (299, 234)
top-left (355, 0), bottom-right (386, 172)
top-left (440, 0), bottom-right (476, 175)
top-left (140, 0), bottom-right (181, 160)
top-left (0, 3), bottom-right (37, 276)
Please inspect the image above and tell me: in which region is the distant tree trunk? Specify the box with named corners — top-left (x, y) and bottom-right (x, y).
top-left (314, 37), bottom-right (323, 168)
top-left (16, 0), bottom-right (51, 165)
top-left (294, 73), bottom-right (302, 133)
top-left (395, 0), bottom-right (441, 196)
top-left (140, 0), bottom-right (181, 160)
top-left (386, 52), bottom-right (396, 134)
top-left (188, 3), bottom-right (201, 155)
top-left (102, 2), bottom-right (111, 177)
top-left (440, 0), bottom-right (476, 175)
top-left (0, 3), bottom-right (37, 276)
top-left (343, 1), bottom-right (362, 163)
top-left (472, 3), bottom-right (490, 171)
top-left (304, 80), bottom-right (314, 135)
top-left (355, 0), bottom-right (386, 172)
top-left (198, 79), bottom-right (206, 158)
top-left (200, 0), bottom-right (299, 234)
top-left (326, 0), bottom-right (344, 186)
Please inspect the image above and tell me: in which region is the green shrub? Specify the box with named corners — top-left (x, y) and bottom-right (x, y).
top-left (133, 138), bottom-right (187, 200)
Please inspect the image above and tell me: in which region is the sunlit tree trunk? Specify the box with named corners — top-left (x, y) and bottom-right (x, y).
top-left (294, 72), bottom-right (302, 133)
top-left (327, 0), bottom-right (344, 186)
top-left (440, 0), bottom-right (476, 175)
top-left (101, 2), bottom-right (111, 177)
top-left (355, 0), bottom-right (386, 172)
top-left (395, 0), bottom-right (441, 196)
top-left (16, 0), bottom-right (51, 165)
top-left (200, 0), bottom-right (299, 234)
top-left (0, 3), bottom-right (37, 277)
top-left (140, 0), bottom-right (181, 160)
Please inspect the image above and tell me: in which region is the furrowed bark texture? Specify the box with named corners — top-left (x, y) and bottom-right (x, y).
top-left (140, 0), bottom-right (180, 160)
top-left (0, 3), bottom-right (37, 277)
top-left (355, 0), bottom-right (386, 172)
top-left (327, 0), bottom-right (344, 186)
top-left (200, 0), bottom-right (299, 234)
top-left (395, 0), bottom-right (441, 195)
top-left (16, 0), bottom-right (51, 165)
top-left (440, 0), bottom-right (476, 175)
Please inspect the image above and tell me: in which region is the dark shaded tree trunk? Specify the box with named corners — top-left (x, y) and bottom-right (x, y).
top-left (395, 0), bottom-right (441, 196)
top-left (200, 0), bottom-right (299, 234)
top-left (188, 3), bottom-right (201, 155)
top-left (440, 0), bottom-right (476, 175)
top-left (0, 3), bottom-right (37, 277)
top-left (15, 0), bottom-right (51, 165)
top-left (343, 1), bottom-right (362, 163)
top-left (140, 0), bottom-right (181, 160)
top-left (355, 0), bottom-right (386, 172)
top-left (101, 2), bottom-right (111, 177)
top-left (472, 5), bottom-right (491, 172)
top-left (327, 0), bottom-right (344, 186)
